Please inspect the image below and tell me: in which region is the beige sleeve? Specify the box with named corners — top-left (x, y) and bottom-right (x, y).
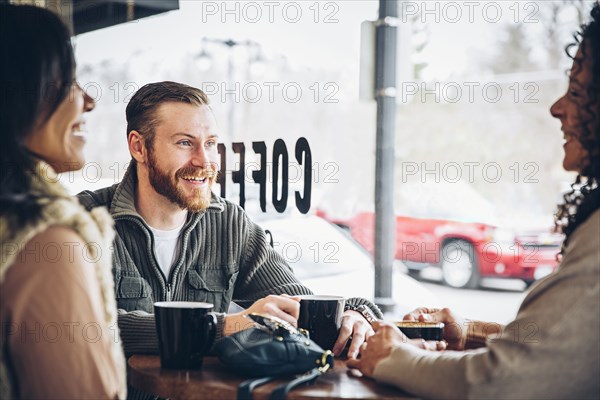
top-left (1, 226), bottom-right (123, 399)
top-left (373, 344), bottom-right (472, 399)
top-left (372, 213), bottom-right (600, 399)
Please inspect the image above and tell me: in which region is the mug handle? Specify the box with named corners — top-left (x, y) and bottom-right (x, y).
top-left (201, 312), bottom-right (218, 354)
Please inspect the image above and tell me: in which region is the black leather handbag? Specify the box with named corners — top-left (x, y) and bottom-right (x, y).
top-left (213, 313), bottom-right (334, 400)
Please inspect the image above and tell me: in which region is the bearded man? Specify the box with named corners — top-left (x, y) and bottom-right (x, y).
top-left (77, 82), bottom-right (382, 383)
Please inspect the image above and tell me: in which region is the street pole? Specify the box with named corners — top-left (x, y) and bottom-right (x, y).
top-left (201, 38), bottom-right (261, 140)
top-left (374, 0), bottom-right (397, 314)
top-left (226, 45), bottom-right (236, 139)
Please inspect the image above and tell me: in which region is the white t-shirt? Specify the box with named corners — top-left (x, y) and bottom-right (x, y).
top-left (148, 221), bottom-right (185, 280)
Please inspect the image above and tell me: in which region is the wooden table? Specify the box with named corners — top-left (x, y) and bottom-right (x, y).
top-left (128, 355), bottom-right (415, 400)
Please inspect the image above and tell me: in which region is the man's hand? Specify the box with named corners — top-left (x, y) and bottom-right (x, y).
top-left (224, 294), bottom-right (301, 335)
top-left (331, 310), bottom-right (374, 358)
top-left (347, 321), bottom-right (446, 377)
top-left (403, 307), bottom-right (468, 350)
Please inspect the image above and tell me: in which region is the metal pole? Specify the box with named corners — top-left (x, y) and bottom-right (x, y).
top-left (374, 0), bottom-right (397, 314)
top-left (201, 38), bottom-right (260, 140)
top-left (227, 47), bottom-right (235, 139)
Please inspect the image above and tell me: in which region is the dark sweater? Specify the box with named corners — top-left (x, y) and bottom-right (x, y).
top-left (78, 165), bottom-right (382, 356)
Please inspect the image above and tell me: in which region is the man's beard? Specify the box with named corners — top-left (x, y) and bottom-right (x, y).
top-left (147, 149), bottom-right (217, 212)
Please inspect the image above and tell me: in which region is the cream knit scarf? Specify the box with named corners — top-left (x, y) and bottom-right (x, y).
top-left (0, 162), bottom-right (126, 399)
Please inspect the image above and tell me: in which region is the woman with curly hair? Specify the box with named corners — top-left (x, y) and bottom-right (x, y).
top-left (554, 6), bottom-right (600, 246)
top-left (348, 3), bottom-right (599, 399)
top-left (0, 4), bottom-right (125, 399)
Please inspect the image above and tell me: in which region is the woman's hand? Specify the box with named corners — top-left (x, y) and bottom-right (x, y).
top-left (403, 307), bottom-right (469, 350)
top-left (347, 321), bottom-right (446, 377)
top-left (403, 307), bottom-right (502, 350)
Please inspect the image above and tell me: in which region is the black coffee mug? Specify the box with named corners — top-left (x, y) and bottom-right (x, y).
top-left (154, 301), bottom-right (217, 370)
top-left (297, 295), bottom-right (345, 351)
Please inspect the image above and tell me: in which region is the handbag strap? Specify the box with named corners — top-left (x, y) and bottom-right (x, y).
top-left (237, 351), bottom-right (333, 400)
top-left (269, 368), bottom-right (322, 400)
top-left (236, 368), bottom-right (323, 400)
top-left (238, 376), bottom-right (278, 400)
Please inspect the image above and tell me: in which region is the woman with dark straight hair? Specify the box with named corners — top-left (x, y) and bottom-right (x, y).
top-left (0, 4), bottom-right (125, 398)
top-left (349, 3), bottom-right (600, 399)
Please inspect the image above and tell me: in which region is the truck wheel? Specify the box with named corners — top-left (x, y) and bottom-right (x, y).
top-left (441, 240), bottom-right (480, 289)
top-left (523, 279), bottom-right (535, 289)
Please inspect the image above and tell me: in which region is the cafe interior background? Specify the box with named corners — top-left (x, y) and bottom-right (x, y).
top-left (15, 0), bottom-right (591, 322)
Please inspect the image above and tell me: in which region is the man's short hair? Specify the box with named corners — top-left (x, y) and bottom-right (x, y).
top-left (125, 81), bottom-right (210, 147)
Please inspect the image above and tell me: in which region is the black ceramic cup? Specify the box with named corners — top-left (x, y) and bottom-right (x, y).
top-left (297, 295), bottom-right (346, 351)
top-left (154, 301), bottom-right (217, 370)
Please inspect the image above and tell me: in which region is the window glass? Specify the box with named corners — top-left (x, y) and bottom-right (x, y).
top-left (68, 1), bottom-right (585, 322)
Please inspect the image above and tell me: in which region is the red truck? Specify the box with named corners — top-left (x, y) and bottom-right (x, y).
top-left (320, 210), bottom-right (562, 289)
top-left (319, 184), bottom-right (562, 288)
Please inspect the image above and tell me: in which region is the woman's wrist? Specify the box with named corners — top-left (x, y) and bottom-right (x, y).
top-left (465, 320), bottom-right (503, 349)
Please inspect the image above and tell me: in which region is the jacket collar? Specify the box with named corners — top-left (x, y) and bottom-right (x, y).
top-left (30, 161), bottom-right (71, 199)
top-left (109, 162), bottom-right (225, 222)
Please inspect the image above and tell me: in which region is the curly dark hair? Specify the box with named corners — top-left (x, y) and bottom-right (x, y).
top-left (554, 2), bottom-right (600, 246)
